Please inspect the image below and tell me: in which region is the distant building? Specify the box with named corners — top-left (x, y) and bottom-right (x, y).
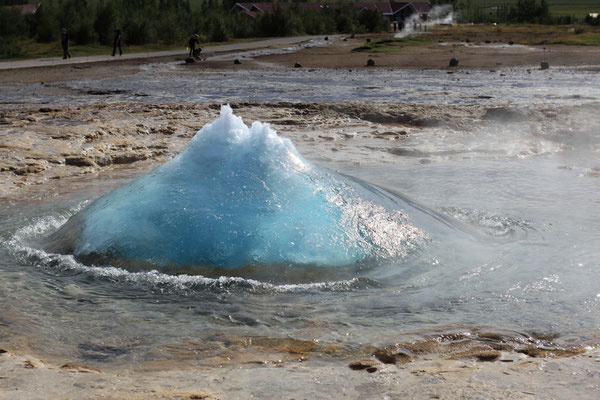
top-left (231, 2), bottom-right (431, 23)
top-left (4, 3), bottom-right (40, 15)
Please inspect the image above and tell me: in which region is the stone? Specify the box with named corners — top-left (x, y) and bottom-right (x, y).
top-left (366, 58), bottom-right (375, 67)
top-left (349, 359), bottom-right (378, 370)
top-left (60, 363), bottom-right (101, 373)
top-left (14, 165), bottom-right (46, 175)
top-left (234, 59), bottom-right (241, 65)
top-left (294, 63), bottom-right (302, 68)
top-left (482, 107), bottom-right (527, 122)
top-left (374, 348), bottom-right (414, 364)
top-left (540, 61), bottom-right (549, 70)
top-left (449, 58), bottom-right (459, 67)
top-left (65, 156), bottom-right (98, 167)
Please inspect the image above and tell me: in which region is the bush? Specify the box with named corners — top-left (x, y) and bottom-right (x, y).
top-left (0, 36), bottom-right (21, 58)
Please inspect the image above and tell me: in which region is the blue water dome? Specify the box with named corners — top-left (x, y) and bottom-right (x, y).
top-left (47, 105), bottom-right (427, 269)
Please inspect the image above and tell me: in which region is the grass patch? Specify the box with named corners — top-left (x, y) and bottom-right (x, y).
top-left (353, 37), bottom-right (430, 52)
top-left (544, 34), bottom-right (600, 45)
top-left (430, 24), bottom-right (600, 46)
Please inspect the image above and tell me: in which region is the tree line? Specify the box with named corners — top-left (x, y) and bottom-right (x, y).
top-left (432, 0), bottom-right (588, 25)
top-left (0, 0), bottom-right (390, 58)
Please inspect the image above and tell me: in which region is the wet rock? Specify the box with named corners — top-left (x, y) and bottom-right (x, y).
top-left (0, 349), bottom-right (7, 354)
top-left (540, 61), bottom-right (549, 70)
top-left (158, 126), bottom-right (176, 135)
top-left (482, 107), bottom-right (528, 122)
top-left (349, 359), bottom-right (379, 370)
top-left (508, 40), bottom-right (514, 45)
top-left (485, 40), bottom-right (491, 44)
top-left (23, 360), bottom-right (39, 368)
top-left (60, 363), bottom-right (101, 373)
top-left (324, 36), bottom-right (329, 41)
top-left (38, 107), bottom-right (60, 113)
top-left (14, 161), bottom-right (46, 175)
top-left (234, 59), bottom-right (242, 65)
top-left (449, 58), bottom-right (459, 67)
top-left (65, 156), bottom-right (98, 168)
top-left (294, 63), bottom-right (302, 68)
top-left (374, 348), bottom-right (414, 364)
top-left (0, 163), bottom-right (16, 172)
top-left (86, 89), bottom-right (127, 96)
top-left (14, 165), bottom-right (45, 175)
top-left (366, 58), bottom-right (375, 67)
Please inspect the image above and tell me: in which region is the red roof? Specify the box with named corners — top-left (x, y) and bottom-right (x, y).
top-left (5, 3), bottom-right (39, 15)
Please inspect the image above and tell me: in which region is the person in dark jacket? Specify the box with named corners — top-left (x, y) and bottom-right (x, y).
top-left (61, 28), bottom-right (71, 59)
top-left (188, 34), bottom-right (201, 59)
top-left (112, 25), bottom-right (122, 56)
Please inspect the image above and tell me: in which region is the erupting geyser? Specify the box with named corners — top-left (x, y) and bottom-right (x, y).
top-left (45, 105), bottom-right (428, 270)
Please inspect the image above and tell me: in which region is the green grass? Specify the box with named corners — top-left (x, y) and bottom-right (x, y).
top-left (353, 37), bottom-right (430, 52)
top-left (545, 33), bottom-right (600, 45)
top-left (470, 1), bottom-right (599, 17)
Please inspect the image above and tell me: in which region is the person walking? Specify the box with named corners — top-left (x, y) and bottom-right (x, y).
top-left (112, 25), bottom-right (122, 56)
top-left (188, 34), bottom-right (201, 60)
top-left (61, 28), bottom-right (71, 59)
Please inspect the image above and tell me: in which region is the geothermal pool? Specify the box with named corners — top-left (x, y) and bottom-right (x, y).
top-left (1, 64), bottom-right (600, 368)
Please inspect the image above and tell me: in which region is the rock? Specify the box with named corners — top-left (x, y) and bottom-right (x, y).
top-left (485, 39), bottom-right (491, 44)
top-left (64, 156), bottom-right (98, 167)
top-left (482, 107), bottom-right (527, 122)
top-left (38, 107), bottom-right (60, 113)
top-left (294, 63), bottom-right (302, 68)
top-left (508, 40), bottom-right (514, 45)
top-left (324, 36), bottom-right (329, 41)
top-left (60, 363), bottom-right (101, 373)
top-left (14, 165), bottom-right (45, 175)
top-left (23, 360), bottom-right (39, 369)
top-left (366, 38), bottom-right (371, 42)
top-left (111, 152), bottom-right (150, 165)
top-left (185, 57), bottom-right (195, 63)
top-left (0, 163), bottom-right (15, 172)
top-left (475, 351), bottom-right (502, 361)
top-left (366, 58), bottom-right (375, 67)
top-left (374, 348), bottom-right (414, 364)
top-left (234, 59), bottom-right (241, 65)
top-left (349, 359), bottom-right (378, 370)
top-left (540, 61), bottom-right (549, 70)
top-left (0, 348), bottom-right (7, 354)
top-left (449, 58), bottom-right (459, 67)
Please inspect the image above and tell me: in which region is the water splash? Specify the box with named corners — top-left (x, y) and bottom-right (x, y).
top-left (44, 106), bottom-right (428, 270)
